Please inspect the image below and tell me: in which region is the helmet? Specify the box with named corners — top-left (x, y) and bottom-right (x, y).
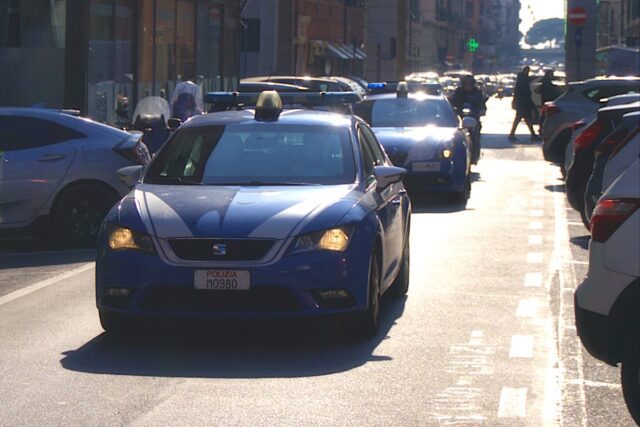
top-left (461, 75), bottom-right (475, 86)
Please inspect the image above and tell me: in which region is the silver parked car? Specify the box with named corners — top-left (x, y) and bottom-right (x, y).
top-left (0, 108), bottom-right (149, 246)
top-left (541, 76), bottom-right (639, 165)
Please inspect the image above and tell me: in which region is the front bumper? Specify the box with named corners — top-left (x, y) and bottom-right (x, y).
top-left (401, 156), bottom-right (467, 194)
top-left (574, 289), bottom-right (617, 365)
top-left (96, 232), bottom-right (373, 320)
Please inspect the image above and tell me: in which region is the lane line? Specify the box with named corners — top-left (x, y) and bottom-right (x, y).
top-left (516, 299), bottom-right (539, 317)
top-left (509, 335), bottom-right (534, 358)
top-left (528, 235), bottom-right (543, 245)
top-left (0, 263), bottom-right (94, 308)
top-left (529, 221), bottom-right (543, 230)
top-left (527, 252), bottom-right (544, 263)
top-left (568, 379), bottom-right (621, 389)
top-left (525, 272), bottom-right (543, 287)
top-left (530, 210), bottom-right (544, 217)
top-left (497, 387), bottom-right (527, 418)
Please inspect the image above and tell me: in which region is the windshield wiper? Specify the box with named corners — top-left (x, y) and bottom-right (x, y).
top-left (215, 181), bottom-right (321, 186)
top-left (146, 176), bottom-right (202, 185)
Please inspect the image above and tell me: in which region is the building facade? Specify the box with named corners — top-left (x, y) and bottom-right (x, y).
top-left (0, 0), bottom-right (241, 125)
top-left (240, 0), bottom-right (366, 78)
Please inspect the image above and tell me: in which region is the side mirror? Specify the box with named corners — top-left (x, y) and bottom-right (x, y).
top-left (462, 116), bottom-right (478, 129)
top-left (117, 165), bottom-right (144, 188)
top-left (374, 165), bottom-right (406, 190)
top-left (167, 118), bottom-right (182, 130)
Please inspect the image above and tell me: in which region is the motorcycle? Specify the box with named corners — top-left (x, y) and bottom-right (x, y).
top-left (456, 101), bottom-right (486, 165)
top-left (131, 96), bottom-right (172, 155)
top-left (496, 86), bottom-right (504, 99)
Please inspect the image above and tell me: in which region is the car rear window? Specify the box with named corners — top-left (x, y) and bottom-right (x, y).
top-left (582, 84), bottom-right (640, 103)
top-left (145, 124), bottom-right (356, 186)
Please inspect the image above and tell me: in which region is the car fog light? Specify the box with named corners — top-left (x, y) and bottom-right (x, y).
top-left (105, 288), bottom-right (132, 298)
top-left (317, 289), bottom-right (350, 300)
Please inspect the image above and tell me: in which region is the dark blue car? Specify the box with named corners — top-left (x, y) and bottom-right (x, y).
top-left (96, 92), bottom-right (411, 339)
top-left (354, 90), bottom-right (475, 200)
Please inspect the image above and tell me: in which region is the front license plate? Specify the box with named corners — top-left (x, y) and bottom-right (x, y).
top-left (412, 162), bottom-right (441, 172)
top-left (194, 270), bottom-right (251, 290)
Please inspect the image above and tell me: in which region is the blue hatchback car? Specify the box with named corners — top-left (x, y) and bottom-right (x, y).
top-left (96, 92), bottom-right (411, 339)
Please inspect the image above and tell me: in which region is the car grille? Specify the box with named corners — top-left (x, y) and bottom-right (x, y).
top-left (140, 286), bottom-right (301, 313)
top-left (168, 238), bottom-right (275, 261)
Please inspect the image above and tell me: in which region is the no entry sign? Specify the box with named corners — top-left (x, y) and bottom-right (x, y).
top-left (568, 7), bottom-right (587, 26)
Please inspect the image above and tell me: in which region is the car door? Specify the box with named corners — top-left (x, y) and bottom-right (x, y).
top-left (358, 124), bottom-right (405, 287)
top-left (0, 114), bottom-right (80, 226)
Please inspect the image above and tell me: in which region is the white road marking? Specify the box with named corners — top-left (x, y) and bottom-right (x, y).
top-left (527, 252), bottom-right (544, 263)
top-left (568, 379), bottom-right (621, 389)
top-left (516, 299), bottom-right (539, 317)
top-left (0, 263), bottom-right (94, 308)
top-left (567, 221), bottom-right (586, 226)
top-left (530, 210), bottom-right (544, 217)
top-left (528, 235), bottom-right (543, 245)
top-left (529, 221), bottom-right (543, 230)
top-left (497, 387), bottom-right (527, 418)
top-left (509, 335), bottom-right (534, 358)
top-left (532, 199), bottom-right (544, 207)
top-left (525, 272), bottom-right (543, 287)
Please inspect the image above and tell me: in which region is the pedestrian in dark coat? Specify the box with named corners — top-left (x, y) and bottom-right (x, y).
top-left (508, 66), bottom-right (539, 141)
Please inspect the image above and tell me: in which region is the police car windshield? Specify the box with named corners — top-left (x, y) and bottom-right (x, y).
top-left (355, 98), bottom-right (458, 128)
top-left (145, 124), bottom-right (356, 186)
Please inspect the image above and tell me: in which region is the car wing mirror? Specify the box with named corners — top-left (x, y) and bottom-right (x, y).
top-left (461, 116), bottom-right (478, 129)
top-left (374, 165), bottom-right (406, 190)
top-left (117, 165), bottom-right (144, 188)
top-left (167, 118), bottom-right (182, 130)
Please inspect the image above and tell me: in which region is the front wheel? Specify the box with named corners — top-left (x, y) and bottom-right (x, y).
top-left (622, 337), bottom-right (640, 424)
top-left (390, 234), bottom-right (410, 297)
top-left (343, 251), bottom-right (381, 340)
top-left (99, 310), bottom-right (139, 337)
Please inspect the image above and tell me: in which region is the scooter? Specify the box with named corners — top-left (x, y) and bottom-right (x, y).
top-left (131, 97), bottom-right (172, 155)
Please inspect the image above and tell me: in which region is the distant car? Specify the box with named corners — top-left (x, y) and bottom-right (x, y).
top-left (575, 157), bottom-right (640, 425)
top-left (96, 91), bottom-right (411, 340)
top-left (541, 76), bottom-right (640, 164)
top-left (584, 111), bottom-right (640, 222)
top-left (237, 81), bottom-right (310, 93)
top-left (565, 101), bottom-right (639, 228)
top-left (353, 88), bottom-right (474, 200)
top-left (0, 108), bottom-right (149, 246)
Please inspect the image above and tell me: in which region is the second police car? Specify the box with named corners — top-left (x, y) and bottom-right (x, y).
top-left (354, 82), bottom-right (476, 200)
top-left (96, 91), bottom-right (411, 340)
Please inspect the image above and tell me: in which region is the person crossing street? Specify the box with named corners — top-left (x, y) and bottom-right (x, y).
top-left (508, 66), bottom-right (540, 142)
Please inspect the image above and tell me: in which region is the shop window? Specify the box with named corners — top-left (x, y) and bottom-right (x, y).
top-left (196, 1), bottom-right (223, 92)
top-left (241, 18), bottom-right (261, 53)
top-left (87, 0), bottom-right (134, 125)
top-left (0, 0), bottom-right (67, 107)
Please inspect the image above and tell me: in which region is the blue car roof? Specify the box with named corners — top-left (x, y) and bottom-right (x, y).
top-left (181, 109), bottom-right (356, 128)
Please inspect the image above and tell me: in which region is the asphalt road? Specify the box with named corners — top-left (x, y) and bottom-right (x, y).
top-left (0, 98), bottom-right (634, 426)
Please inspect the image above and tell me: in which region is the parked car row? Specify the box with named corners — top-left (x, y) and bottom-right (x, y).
top-left (549, 77), bottom-right (640, 424)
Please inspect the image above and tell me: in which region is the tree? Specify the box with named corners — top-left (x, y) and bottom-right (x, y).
top-left (525, 18), bottom-right (565, 47)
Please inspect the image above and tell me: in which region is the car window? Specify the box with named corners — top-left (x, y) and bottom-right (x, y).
top-left (145, 124), bottom-right (356, 186)
top-left (353, 98), bottom-right (458, 128)
top-left (0, 116), bottom-right (86, 151)
top-left (357, 128), bottom-right (376, 183)
top-left (359, 125), bottom-right (385, 166)
top-left (583, 84), bottom-right (639, 103)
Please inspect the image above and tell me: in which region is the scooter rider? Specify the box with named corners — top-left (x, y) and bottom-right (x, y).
top-left (451, 74), bottom-right (487, 163)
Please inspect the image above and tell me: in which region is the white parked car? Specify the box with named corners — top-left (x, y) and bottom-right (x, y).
top-left (0, 108), bottom-right (149, 246)
top-left (575, 156), bottom-right (640, 424)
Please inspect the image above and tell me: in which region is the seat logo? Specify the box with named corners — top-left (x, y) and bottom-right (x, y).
top-left (212, 244), bottom-right (227, 256)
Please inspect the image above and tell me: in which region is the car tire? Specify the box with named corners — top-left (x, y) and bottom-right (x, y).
top-left (52, 183), bottom-right (119, 248)
top-left (390, 234), bottom-right (410, 298)
top-left (99, 310), bottom-right (137, 336)
top-left (579, 202), bottom-right (591, 231)
top-left (344, 250), bottom-right (381, 340)
top-left (622, 336), bottom-right (640, 425)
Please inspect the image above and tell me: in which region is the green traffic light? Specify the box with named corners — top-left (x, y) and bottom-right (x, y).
top-left (467, 38), bottom-right (479, 52)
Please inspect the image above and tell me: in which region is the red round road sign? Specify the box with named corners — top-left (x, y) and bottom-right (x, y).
top-left (568, 7), bottom-right (587, 26)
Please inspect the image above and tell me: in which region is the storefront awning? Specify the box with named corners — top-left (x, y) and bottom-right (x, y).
top-left (321, 41), bottom-right (367, 60)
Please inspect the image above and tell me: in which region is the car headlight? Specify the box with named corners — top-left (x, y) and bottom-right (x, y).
top-left (108, 224), bottom-right (155, 253)
top-left (441, 148), bottom-right (453, 159)
top-left (289, 226), bottom-right (354, 254)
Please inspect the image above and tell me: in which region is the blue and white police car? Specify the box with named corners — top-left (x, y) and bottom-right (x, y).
top-left (354, 82), bottom-right (476, 199)
top-left (96, 91), bottom-right (411, 339)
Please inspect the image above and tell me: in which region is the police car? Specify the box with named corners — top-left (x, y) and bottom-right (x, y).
top-left (575, 156), bottom-right (640, 423)
top-left (354, 82), bottom-right (475, 199)
top-left (96, 91), bottom-right (411, 339)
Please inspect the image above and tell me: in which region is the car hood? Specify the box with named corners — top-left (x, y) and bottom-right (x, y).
top-left (123, 184), bottom-right (362, 239)
top-left (372, 126), bottom-right (461, 162)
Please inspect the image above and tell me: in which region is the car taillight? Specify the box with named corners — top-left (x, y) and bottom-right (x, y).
top-left (595, 127), bottom-right (631, 157)
top-left (114, 137), bottom-right (151, 165)
top-left (572, 120), bottom-right (586, 132)
top-left (609, 126), bottom-right (639, 158)
top-left (573, 119), bottom-right (606, 151)
top-left (542, 103), bottom-right (561, 116)
top-left (591, 198), bottom-right (640, 242)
